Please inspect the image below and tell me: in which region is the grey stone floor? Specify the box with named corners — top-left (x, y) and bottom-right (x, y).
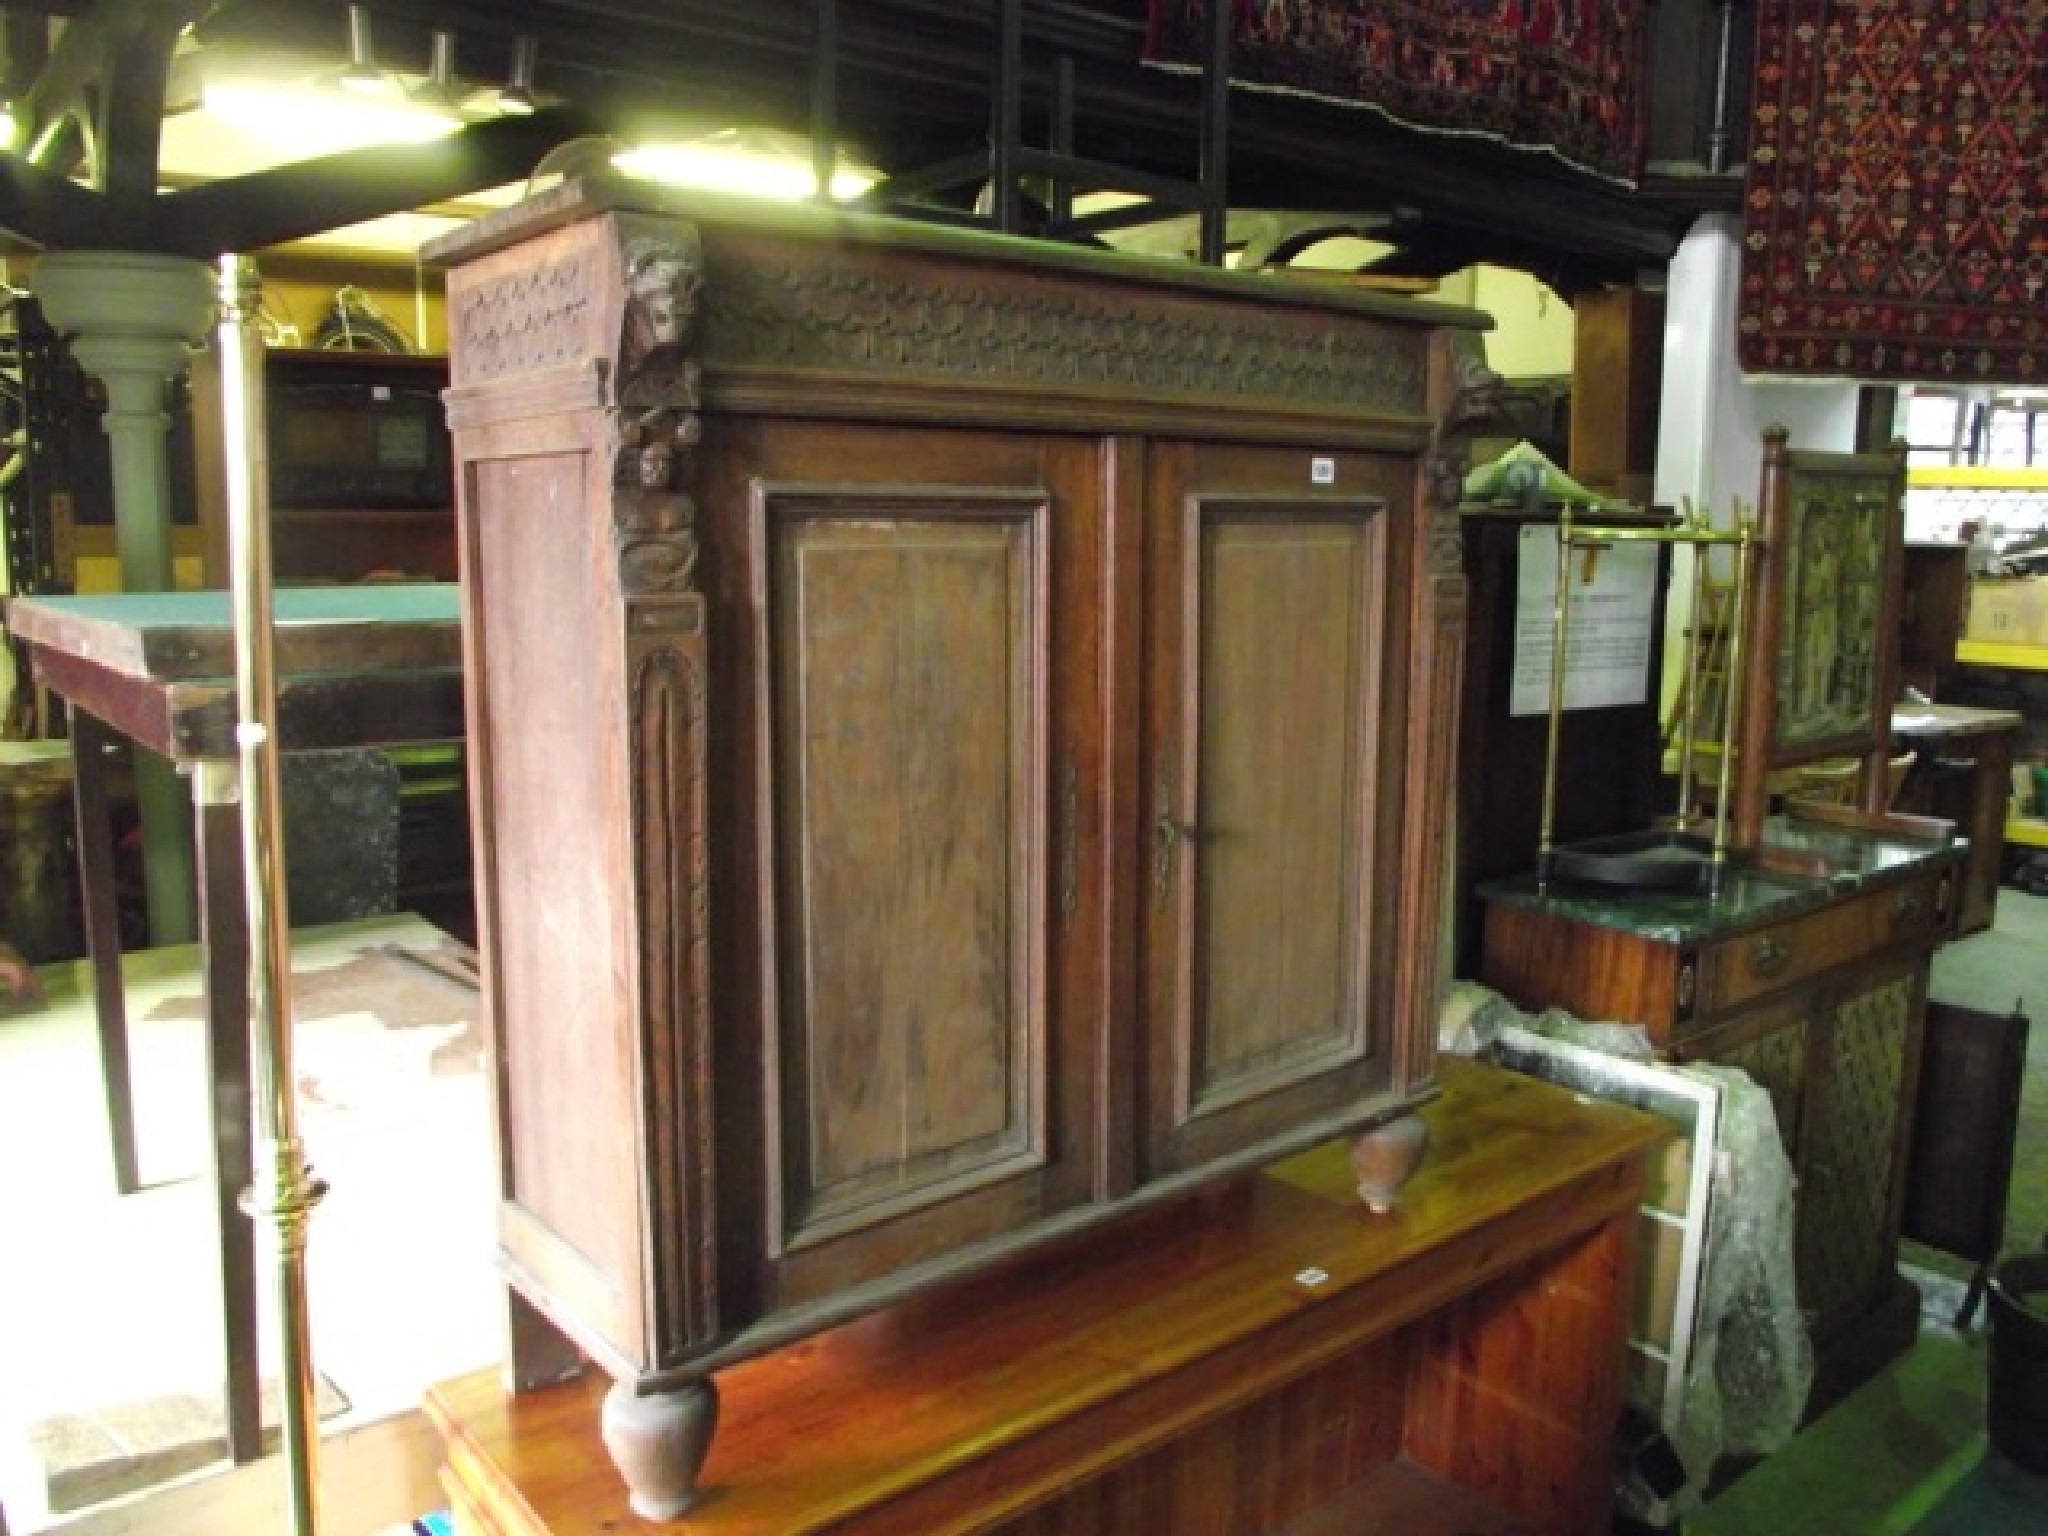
top-left (0, 915), bottom-right (497, 1532)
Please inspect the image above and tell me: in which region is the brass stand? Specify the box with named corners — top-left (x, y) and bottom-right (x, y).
top-left (217, 255), bottom-right (327, 1536)
top-left (1537, 506), bottom-right (1756, 897)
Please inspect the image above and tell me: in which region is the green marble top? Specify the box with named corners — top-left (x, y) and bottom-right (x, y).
top-left (10, 584), bottom-right (459, 631)
top-left (1480, 817), bottom-right (1966, 944)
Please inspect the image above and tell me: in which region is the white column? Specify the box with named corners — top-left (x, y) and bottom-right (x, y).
top-left (1653, 215), bottom-right (1863, 716)
top-left (33, 251), bottom-right (218, 943)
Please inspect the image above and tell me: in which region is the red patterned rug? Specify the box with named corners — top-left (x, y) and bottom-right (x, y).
top-left (1144, 0), bottom-right (1651, 185)
top-left (1739, 0), bottom-right (2048, 382)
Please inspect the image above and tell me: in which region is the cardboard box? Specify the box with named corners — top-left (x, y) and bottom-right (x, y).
top-left (1965, 575), bottom-right (2048, 649)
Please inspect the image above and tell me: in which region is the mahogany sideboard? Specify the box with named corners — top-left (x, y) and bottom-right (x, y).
top-left (427, 1059), bottom-right (1665, 1536)
top-left (428, 176), bottom-right (1494, 1513)
top-left (1481, 813), bottom-right (1964, 1414)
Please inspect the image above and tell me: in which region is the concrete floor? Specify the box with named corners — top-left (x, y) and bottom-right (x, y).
top-left (0, 914), bottom-right (498, 1534)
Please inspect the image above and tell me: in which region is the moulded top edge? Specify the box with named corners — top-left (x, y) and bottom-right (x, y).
top-left (422, 173), bottom-right (1491, 336)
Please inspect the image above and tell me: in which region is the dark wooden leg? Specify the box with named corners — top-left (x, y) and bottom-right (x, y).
top-left (505, 1288), bottom-right (585, 1393)
top-left (195, 781), bottom-right (262, 1464)
top-left (1957, 1262), bottom-right (1990, 1331)
top-left (67, 711), bottom-right (140, 1195)
top-left (600, 1375), bottom-right (720, 1521)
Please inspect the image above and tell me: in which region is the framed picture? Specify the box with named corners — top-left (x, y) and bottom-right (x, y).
top-left (1492, 1026), bottom-right (1723, 1436)
top-left (1731, 429), bottom-right (1910, 843)
top-left (1769, 452), bottom-right (1903, 757)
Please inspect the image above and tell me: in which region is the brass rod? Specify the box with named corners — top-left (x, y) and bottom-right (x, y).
top-left (1709, 524), bottom-right (1756, 894)
top-left (217, 254), bottom-right (327, 1536)
top-left (1537, 510), bottom-right (1574, 888)
top-left (1559, 524), bottom-right (1753, 545)
top-left (1673, 534), bottom-right (1708, 833)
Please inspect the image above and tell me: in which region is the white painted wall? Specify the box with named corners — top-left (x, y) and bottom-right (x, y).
top-left (1652, 213), bottom-right (1862, 719)
top-left (1655, 214), bottom-right (1861, 528)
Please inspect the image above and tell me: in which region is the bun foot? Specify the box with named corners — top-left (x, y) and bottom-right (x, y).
top-left (1350, 1112), bottom-right (1430, 1214)
top-left (601, 1376), bottom-right (720, 1521)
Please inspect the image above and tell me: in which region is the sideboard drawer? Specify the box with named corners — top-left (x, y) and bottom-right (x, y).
top-left (1696, 868), bottom-right (1948, 1017)
top-left (1865, 867), bottom-right (1950, 951)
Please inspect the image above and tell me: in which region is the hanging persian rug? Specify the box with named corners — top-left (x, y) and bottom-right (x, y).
top-left (1144, 0), bottom-right (1652, 185)
top-left (1739, 0), bottom-right (2048, 381)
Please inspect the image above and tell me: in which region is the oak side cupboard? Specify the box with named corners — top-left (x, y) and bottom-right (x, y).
top-left (429, 177), bottom-right (1495, 1516)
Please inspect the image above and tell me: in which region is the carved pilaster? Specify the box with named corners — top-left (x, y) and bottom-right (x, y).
top-left (610, 218), bottom-right (719, 1352)
top-left (1392, 328), bottom-right (1495, 1089)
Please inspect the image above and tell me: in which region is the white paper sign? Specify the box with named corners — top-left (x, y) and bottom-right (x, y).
top-left (1510, 525), bottom-right (1657, 716)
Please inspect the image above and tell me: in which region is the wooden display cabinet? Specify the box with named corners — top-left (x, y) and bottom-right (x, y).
top-left (190, 346), bottom-right (457, 585)
top-left (431, 178), bottom-right (1491, 1514)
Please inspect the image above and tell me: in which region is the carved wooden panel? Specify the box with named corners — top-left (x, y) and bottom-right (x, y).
top-left (1143, 444), bottom-right (1407, 1175)
top-left (762, 491), bottom-right (1049, 1253)
top-left (701, 231), bottom-right (1429, 417)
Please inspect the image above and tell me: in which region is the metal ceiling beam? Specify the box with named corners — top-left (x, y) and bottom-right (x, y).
top-left (150, 102), bottom-right (598, 257)
top-left (14, 0), bottom-right (205, 181)
top-left (0, 147), bottom-right (120, 248)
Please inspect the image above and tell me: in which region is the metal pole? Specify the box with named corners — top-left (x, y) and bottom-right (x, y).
top-left (1537, 509), bottom-right (1575, 889)
top-left (1674, 513), bottom-right (1709, 831)
top-left (1709, 525), bottom-right (1756, 897)
top-left (216, 253), bottom-right (326, 1536)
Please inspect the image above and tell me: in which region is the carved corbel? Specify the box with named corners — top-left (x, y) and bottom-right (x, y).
top-left (1422, 330), bottom-right (1506, 564)
top-left (611, 225), bottom-right (708, 602)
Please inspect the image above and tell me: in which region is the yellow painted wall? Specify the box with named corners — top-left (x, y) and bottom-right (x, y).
top-left (251, 249), bottom-right (448, 356)
top-left (1470, 266), bottom-right (1575, 379)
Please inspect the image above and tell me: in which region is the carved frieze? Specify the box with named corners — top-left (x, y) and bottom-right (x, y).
top-left (704, 256), bottom-right (1425, 413)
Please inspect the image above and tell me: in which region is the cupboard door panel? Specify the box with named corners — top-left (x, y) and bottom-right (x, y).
top-left (1144, 445), bottom-right (1409, 1175)
top-left (1191, 515), bottom-right (1379, 1097)
top-left (770, 506), bottom-right (1042, 1238)
top-left (706, 417), bottom-right (1112, 1310)
top-left (1800, 961), bottom-right (1919, 1326)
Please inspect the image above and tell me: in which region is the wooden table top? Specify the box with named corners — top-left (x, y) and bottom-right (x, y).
top-left (4, 584), bottom-right (461, 683)
top-left (427, 1058), bottom-right (1665, 1536)
top-left (6, 585), bottom-right (465, 760)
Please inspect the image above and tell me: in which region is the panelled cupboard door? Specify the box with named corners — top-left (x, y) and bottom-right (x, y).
top-left (1140, 442), bottom-right (1414, 1177)
top-left (699, 419), bottom-right (1110, 1314)
top-left (1797, 952), bottom-right (1925, 1330)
